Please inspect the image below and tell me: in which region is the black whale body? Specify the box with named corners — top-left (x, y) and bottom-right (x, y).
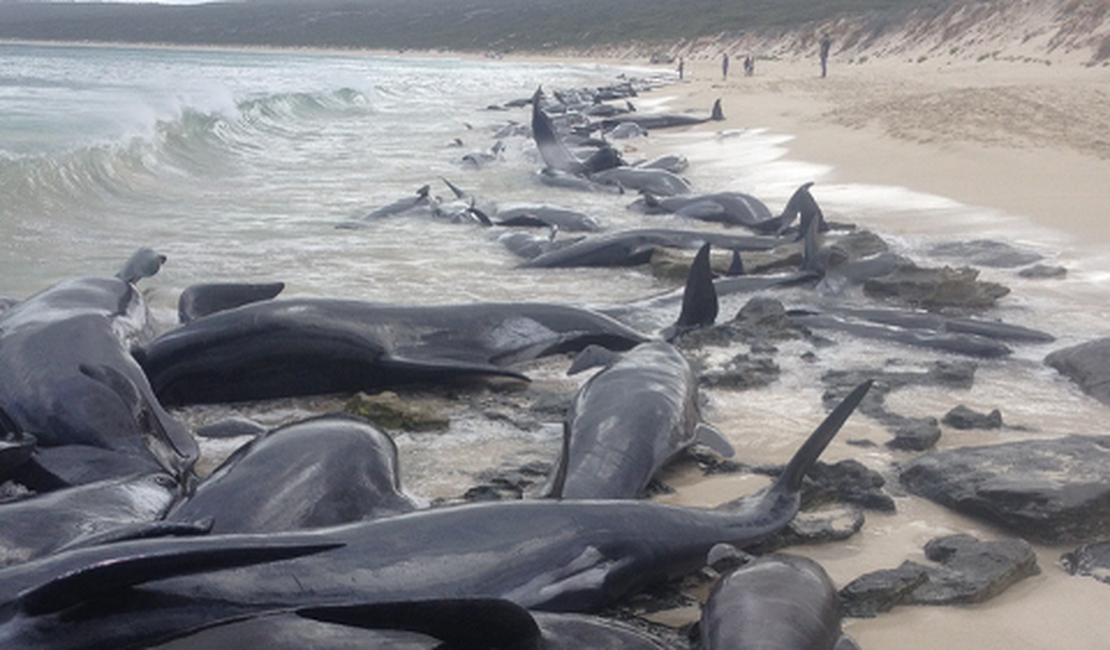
top-left (136, 297), bottom-right (651, 406)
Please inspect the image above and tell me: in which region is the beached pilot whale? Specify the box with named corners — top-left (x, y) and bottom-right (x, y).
top-left (701, 553), bottom-right (860, 650)
top-left (166, 413), bottom-right (415, 534)
top-left (148, 599), bottom-right (671, 650)
top-left (598, 98), bottom-right (724, 131)
top-left (540, 340), bottom-right (734, 499)
top-left (135, 298), bottom-right (651, 406)
top-left (0, 380), bottom-right (871, 650)
top-left (0, 248), bottom-right (198, 487)
top-left (0, 471), bottom-right (180, 568)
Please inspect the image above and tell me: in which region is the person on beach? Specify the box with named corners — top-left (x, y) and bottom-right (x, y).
top-left (722, 53), bottom-right (729, 79)
top-left (820, 34), bottom-right (832, 77)
top-left (743, 55), bottom-right (754, 76)
top-left (678, 58), bottom-right (684, 80)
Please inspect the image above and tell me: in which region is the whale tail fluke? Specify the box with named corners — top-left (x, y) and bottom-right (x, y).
top-left (777, 380), bottom-right (872, 493)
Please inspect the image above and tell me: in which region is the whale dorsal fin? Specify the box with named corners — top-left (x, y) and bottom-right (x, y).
top-left (567, 344), bottom-right (621, 375)
top-left (673, 242), bottom-right (718, 333)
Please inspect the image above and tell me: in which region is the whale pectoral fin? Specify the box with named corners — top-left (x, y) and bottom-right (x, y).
top-left (299, 598), bottom-right (542, 648)
top-left (835, 633), bottom-right (864, 650)
top-left (694, 422), bottom-right (735, 458)
top-left (567, 344), bottom-right (621, 375)
top-left (546, 421), bottom-right (573, 499)
top-left (17, 538), bottom-right (344, 617)
top-left (79, 363), bottom-right (141, 416)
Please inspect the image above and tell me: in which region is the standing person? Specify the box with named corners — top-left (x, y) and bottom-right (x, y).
top-left (678, 58), bottom-right (684, 80)
top-left (722, 53), bottom-right (729, 80)
top-left (744, 55), bottom-right (754, 76)
top-left (819, 34), bottom-right (832, 78)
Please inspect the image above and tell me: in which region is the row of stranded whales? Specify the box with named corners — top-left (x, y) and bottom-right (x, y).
top-left (0, 379), bottom-right (873, 650)
top-left (0, 247), bottom-right (198, 487)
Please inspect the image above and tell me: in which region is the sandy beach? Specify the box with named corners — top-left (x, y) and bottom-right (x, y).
top-left (636, 54), bottom-right (1110, 250)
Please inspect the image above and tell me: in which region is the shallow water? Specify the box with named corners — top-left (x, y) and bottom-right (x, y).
top-left (3, 43), bottom-right (1110, 648)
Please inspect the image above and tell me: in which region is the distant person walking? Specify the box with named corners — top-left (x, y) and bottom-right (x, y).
top-left (678, 58), bottom-right (684, 80)
top-left (743, 55), bottom-right (754, 76)
top-left (819, 34), bottom-right (832, 78)
top-left (722, 53), bottom-right (729, 80)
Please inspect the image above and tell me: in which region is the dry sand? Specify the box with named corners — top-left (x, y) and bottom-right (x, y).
top-left (648, 54), bottom-right (1110, 251)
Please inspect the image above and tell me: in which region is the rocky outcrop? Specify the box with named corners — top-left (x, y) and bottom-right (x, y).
top-left (1045, 336), bottom-right (1110, 406)
top-left (863, 265), bottom-right (1010, 310)
top-left (899, 435), bottom-right (1110, 544)
top-left (840, 534), bottom-right (1040, 617)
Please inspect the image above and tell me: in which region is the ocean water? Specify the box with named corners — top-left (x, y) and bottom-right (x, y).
top-left (3, 43), bottom-right (1110, 648)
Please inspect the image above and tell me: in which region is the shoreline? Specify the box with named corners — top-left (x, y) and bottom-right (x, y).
top-left (549, 52), bottom-right (1110, 253)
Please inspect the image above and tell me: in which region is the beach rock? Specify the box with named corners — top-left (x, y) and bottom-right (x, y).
top-left (1045, 336), bottom-right (1110, 406)
top-left (899, 435), bottom-right (1110, 544)
top-left (887, 415), bottom-right (943, 451)
top-left (942, 404), bottom-right (1002, 429)
top-left (929, 239), bottom-right (1043, 268)
top-left (747, 504), bottom-right (865, 553)
top-left (828, 229), bottom-right (891, 259)
top-left (1061, 541), bottom-right (1110, 585)
top-left (1018, 263), bottom-right (1067, 279)
top-left (839, 561), bottom-right (930, 617)
top-left (345, 391), bottom-right (451, 432)
top-left (863, 265), bottom-right (1010, 310)
top-left (676, 297), bottom-right (811, 350)
top-left (699, 353), bottom-right (780, 390)
top-left (801, 459), bottom-right (897, 513)
top-left (840, 534), bottom-right (1039, 616)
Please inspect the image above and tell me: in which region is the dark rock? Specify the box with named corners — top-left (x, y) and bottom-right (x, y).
top-left (1061, 540), bottom-right (1110, 584)
top-left (346, 391), bottom-right (451, 432)
top-left (840, 534), bottom-right (1039, 617)
top-left (734, 297), bottom-right (802, 339)
top-left (887, 415), bottom-right (942, 451)
top-left (908, 534), bottom-right (1039, 604)
top-left (1018, 263), bottom-right (1067, 279)
top-left (929, 239), bottom-right (1043, 268)
top-left (942, 404), bottom-right (1002, 430)
top-left (899, 435), bottom-right (1110, 544)
top-left (747, 504), bottom-right (865, 553)
top-left (802, 459), bottom-right (897, 513)
top-left (1046, 336), bottom-right (1110, 406)
top-left (699, 353), bottom-right (780, 390)
top-left (839, 561), bottom-right (930, 617)
top-left (863, 265), bottom-right (1010, 310)
top-left (830, 229), bottom-right (891, 259)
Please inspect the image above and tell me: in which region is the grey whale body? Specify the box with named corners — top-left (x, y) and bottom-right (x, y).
top-left (136, 297), bottom-right (651, 406)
